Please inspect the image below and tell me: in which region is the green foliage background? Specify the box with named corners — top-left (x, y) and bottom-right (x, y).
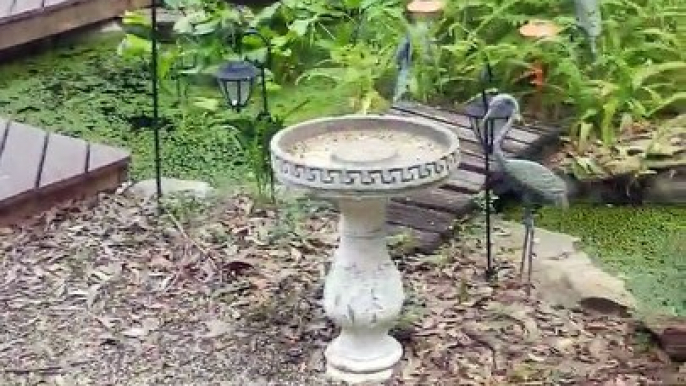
top-left (0, 34), bottom-right (351, 185)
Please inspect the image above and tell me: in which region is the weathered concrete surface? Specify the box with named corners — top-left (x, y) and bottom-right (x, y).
top-left (494, 221), bottom-right (637, 315)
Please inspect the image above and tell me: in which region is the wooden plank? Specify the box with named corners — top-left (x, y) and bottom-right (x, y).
top-left (387, 201), bottom-right (456, 233)
top-left (39, 132), bottom-right (88, 188)
top-left (393, 100), bottom-right (472, 127)
top-left (0, 0), bottom-right (13, 18)
top-left (10, 0), bottom-right (42, 15)
top-left (393, 188), bottom-right (473, 215)
top-left (393, 101), bottom-right (539, 152)
top-left (388, 109), bottom-right (494, 160)
top-left (396, 100), bottom-right (542, 143)
top-left (0, 0), bottom-right (152, 52)
top-left (0, 118), bottom-right (9, 152)
top-left (389, 107), bottom-right (523, 156)
top-left (443, 169), bottom-right (486, 194)
top-left (0, 160), bottom-right (128, 226)
top-left (43, 0), bottom-right (73, 7)
top-left (0, 121), bottom-right (46, 201)
top-left (388, 225), bottom-right (443, 255)
top-left (88, 142), bottom-right (130, 172)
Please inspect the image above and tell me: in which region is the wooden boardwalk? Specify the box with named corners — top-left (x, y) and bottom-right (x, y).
top-left (386, 101), bottom-right (563, 253)
top-left (0, 118), bottom-right (130, 225)
top-left (0, 0), bottom-right (151, 53)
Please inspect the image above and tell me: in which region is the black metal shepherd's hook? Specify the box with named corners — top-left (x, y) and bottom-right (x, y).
top-left (151, 0), bottom-right (163, 207)
top-left (480, 60), bottom-right (497, 280)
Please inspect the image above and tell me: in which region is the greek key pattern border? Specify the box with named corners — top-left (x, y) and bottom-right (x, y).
top-left (272, 151), bottom-right (460, 189)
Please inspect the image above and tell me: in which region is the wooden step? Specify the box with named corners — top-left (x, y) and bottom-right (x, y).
top-left (0, 118), bottom-right (130, 225)
top-left (385, 101), bottom-right (564, 253)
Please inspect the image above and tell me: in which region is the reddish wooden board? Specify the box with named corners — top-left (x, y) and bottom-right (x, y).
top-left (0, 0), bottom-right (13, 19)
top-left (44, 0), bottom-right (73, 7)
top-left (0, 118), bottom-right (130, 225)
top-left (39, 132), bottom-right (89, 188)
top-left (385, 102), bottom-right (564, 253)
top-left (10, 0), bottom-right (42, 16)
top-left (0, 0), bottom-right (152, 53)
top-left (0, 121), bottom-right (46, 201)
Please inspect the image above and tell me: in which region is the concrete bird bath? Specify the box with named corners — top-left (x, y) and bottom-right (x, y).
top-left (270, 115), bottom-right (460, 383)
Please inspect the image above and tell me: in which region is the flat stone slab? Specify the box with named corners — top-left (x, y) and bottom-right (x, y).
top-left (130, 178), bottom-right (214, 199)
top-left (493, 220), bottom-right (637, 315)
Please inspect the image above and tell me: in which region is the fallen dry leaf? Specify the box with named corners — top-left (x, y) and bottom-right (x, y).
top-left (0, 193), bottom-right (669, 385)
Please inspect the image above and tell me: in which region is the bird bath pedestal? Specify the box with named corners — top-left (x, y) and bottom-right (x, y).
top-left (270, 115), bottom-right (460, 383)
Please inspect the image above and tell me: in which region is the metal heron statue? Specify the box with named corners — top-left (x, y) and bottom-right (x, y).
top-left (393, 34), bottom-right (412, 102)
top-left (480, 94), bottom-right (569, 293)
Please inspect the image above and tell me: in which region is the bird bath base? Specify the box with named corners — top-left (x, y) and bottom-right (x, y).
top-left (270, 115), bottom-right (460, 384)
top-left (323, 198), bottom-right (404, 383)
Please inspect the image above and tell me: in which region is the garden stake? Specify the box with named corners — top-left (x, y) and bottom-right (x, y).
top-left (151, 0), bottom-right (163, 206)
top-left (479, 94), bottom-right (568, 296)
top-left (481, 63), bottom-right (496, 280)
top-left (464, 64), bottom-right (502, 280)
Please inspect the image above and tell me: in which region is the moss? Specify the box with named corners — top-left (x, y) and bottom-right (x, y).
top-left (504, 203), bottom-right (686, 315)
top-left (0, 33), bottom-right (353, 184)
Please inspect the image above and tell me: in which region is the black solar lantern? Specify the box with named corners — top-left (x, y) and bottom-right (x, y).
top-left (216, 60), bottom-right (259, 112)
top-left (215, 28), bottom-right (271, 116)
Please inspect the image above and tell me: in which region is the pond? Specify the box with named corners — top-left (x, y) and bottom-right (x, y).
top-left (505, 203), bottom-right (686, 316)
top-left (0, 32), bottom-right (353, 185)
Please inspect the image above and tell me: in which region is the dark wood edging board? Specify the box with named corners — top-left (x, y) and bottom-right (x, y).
top-left (0, 118), bottom-right (130, 226)
top-left (0, 0), bottom-right (152, 52)
top-left (386, 101), bottom-right (565, 253)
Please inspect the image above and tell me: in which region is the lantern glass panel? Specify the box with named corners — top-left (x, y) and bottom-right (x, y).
top-left (215, 60), bottom-right (259, 109)
top-left (221, 78), bottom-right (254, 108)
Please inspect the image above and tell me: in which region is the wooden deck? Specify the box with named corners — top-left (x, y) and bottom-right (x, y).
top-left (386, 101), bottom-right (564, 253)
top-left (0, 118), bottom-right (130, 225)
top-left (0, 0), bottom-right (151, 53)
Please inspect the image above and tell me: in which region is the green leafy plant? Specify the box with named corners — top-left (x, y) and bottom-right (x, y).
top-left (227, 115), bottom-right (283, 202)
top-left (297, 41), bottom-right (395, 113)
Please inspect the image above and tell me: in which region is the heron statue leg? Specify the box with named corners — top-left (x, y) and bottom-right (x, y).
top-left (519, 206), bottom-right (530, 279)
top-left (522, 206), bottom-right (536, 295)
top-left (526, 212), bottom-right (536, 295)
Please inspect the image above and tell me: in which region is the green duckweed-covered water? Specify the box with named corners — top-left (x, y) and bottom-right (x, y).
top-left (506, 204), bottom-right (686, 316)
top-left (0, 33), bottom-right (352, 184)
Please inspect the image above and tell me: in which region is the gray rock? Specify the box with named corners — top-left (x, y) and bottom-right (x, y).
top-left (494, 221), bottom-right (637, 315)
top-left (130, 178), bottom-right (214, 199)
top-left (643, 167), bottom-right (686, 204)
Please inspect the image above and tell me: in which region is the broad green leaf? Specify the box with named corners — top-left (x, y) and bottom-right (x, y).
top-left (600, 99), bottom-right (619, 146)
top-left (122, 11), bottom-right (151, 28)
top-left (578, 121), bottom-right (593, 151)
top-left (117, 34), bottom-right (152, 58)
top-left (289, 19), bottom-right (312, 37)
top-left (192, 19), bottom-right (220, 35)
top-left (632, 62), bottom-right (686, 89)
top-left (192, 96), bottom-right (219, 111)
top-left (648, 92), bottom-right (686, 116)
top-left (173, 17), bottom-right (194, 34)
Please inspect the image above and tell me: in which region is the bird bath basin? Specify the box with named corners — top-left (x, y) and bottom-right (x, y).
top-left (270, 115), bottom-right (460, 383)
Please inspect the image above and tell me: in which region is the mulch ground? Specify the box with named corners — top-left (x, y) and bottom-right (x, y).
top-left (0, 193), bottom-right (679, 385)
